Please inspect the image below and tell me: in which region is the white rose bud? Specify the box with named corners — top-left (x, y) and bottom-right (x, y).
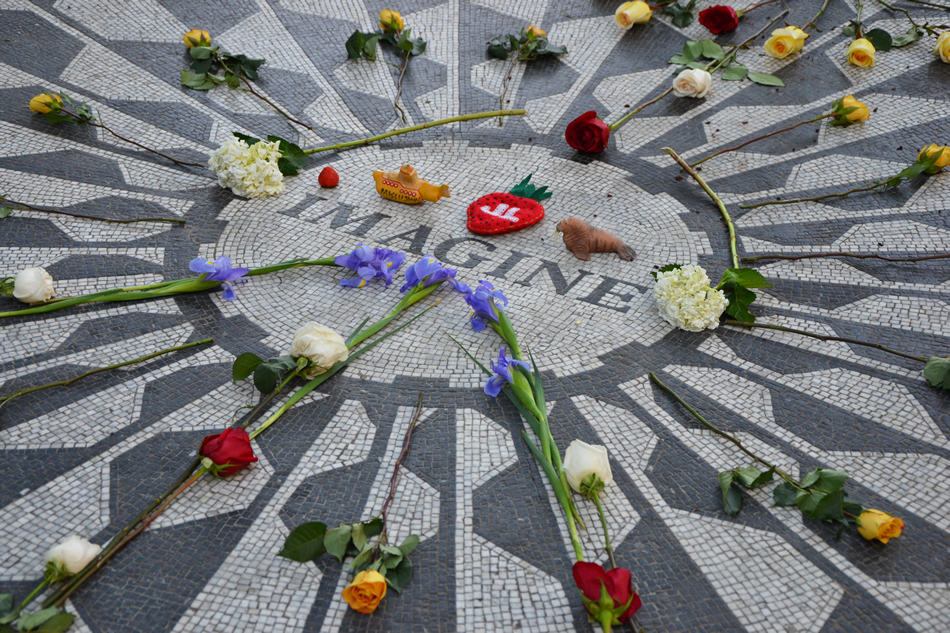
top-left (13, 266), bottom-right (55, 304)
top-left (563, 439), bottom-right (613, 495)
top-left (672, 68), bottom-right (712, 98)
top-left (44, 535), bottom-right (101, 581)
top-left (290, 322), bottom-right (349, 378)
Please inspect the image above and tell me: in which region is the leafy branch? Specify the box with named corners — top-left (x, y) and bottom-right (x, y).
top-left (487, 28), bottom-right (566, 126)
top-left (0, 195), bottom-right (185, 225)
top-left (347, 24), bottom-right (427, 124)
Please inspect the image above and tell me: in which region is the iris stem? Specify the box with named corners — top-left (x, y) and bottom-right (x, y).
top-left (687, 114), bottom-right (834, 168)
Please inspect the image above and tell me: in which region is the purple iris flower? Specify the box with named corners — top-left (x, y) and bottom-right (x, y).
top-left (484, 346), bottom-right (531, 397)
top-left (189, 256), bottom-right (249, 301)
top-left (334, 243), bottom-right (406, 288)
top-left (464, 280), bottom-right (508, 332)
top-left (399, 255), bottom-right (471, 293)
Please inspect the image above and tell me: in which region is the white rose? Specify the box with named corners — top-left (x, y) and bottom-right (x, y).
top-left (563, 439), bottom-right (613, 494)
top-left (672, 68), bottom-right (712, 98)
top-left (13, 266), bottom-right (55, 304)
top-left (290, 322), bottom-right (349, 378)
top-left (44, 535), bottom-right (101, 579)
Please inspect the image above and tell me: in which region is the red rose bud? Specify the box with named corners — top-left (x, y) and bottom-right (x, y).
top-left (698, 5), bottom-right (740, 34)
top-left (573, 562), bottom-right (642, 628)
top-left (199, 427), bottom-right (258, 477)
top-left (318, 166), bottom-right (339, 188)
top-left (565, 111), bottom-right (610, 153)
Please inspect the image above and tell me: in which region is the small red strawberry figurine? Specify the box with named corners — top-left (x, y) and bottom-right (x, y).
top-left (466, 175), bottom-right (551, 236)
top-left (318, 166), bottom-right (339, 188)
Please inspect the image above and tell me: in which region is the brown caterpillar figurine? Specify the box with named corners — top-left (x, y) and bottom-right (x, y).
top-left (555, 217), bottom-right (636, 262)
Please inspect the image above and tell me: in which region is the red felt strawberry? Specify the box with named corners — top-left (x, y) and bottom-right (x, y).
top-left (318, 166), bottom-right (339, 188)
top-left (466, 175), bottom-right (552, 235)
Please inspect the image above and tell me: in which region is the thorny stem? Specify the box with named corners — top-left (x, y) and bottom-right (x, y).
top-left (593, 491), bottom-right (618, 570)
top-left (1, 196), bottom-right (186, 224)
top-left (903, 0), bottom-right (950, 9)
top-left (855, 0), bottom-right (865, 39)
top-left (688, 114), bottom-right (834, 168)
top-left (873, 0), bottom-right (921, 27)
top-left (217, 55), bottom-right (315, 132)
top-left (739, 0), bottom-right (781, 13)
top-left (608, 88), bottom-right (674, 132)
top-left (498, 40), bottom-right (531, 127)
top-left (803, 0), bottom-right (833, 31)
top-left (739, 182), bottom-right (883, 208)
top-left (663, 147), bottom-right (739, 268)
top-left (375, 393), bottom-right (424, 559)
top-left (743, 251), bottom-right (950, 263)
top-left (394, 51), bottom-right (411, 125)
top-left (61, 110), bottom-right (203, 167)
top-left (13, 578), bottom-right (49, 619)
top-left (302, 110), bottom-right (526, 154)
top-left (722, 320), bottom-right (931, 361)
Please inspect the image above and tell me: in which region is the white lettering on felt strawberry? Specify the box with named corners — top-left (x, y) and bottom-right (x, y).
top-left (479, 203), bottom-right (521, 223)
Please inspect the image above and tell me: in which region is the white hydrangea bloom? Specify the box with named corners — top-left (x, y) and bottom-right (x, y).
top-left (208, 138), bottom-right (284, 199)
top-left (653, 265), bottom-right (728, 332)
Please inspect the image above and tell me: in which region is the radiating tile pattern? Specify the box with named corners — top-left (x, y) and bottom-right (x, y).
top-left (1, 0), bottom-right (948, 630)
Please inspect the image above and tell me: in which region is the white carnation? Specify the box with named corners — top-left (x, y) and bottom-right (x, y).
top-left (208, 139), bottom-right (284, 199)
top-left (653, 265), bottom-right (728, 332)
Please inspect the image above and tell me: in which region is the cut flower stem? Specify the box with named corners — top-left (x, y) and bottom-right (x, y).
top-left (1, 196), bottom-right (186, 225)
top-left (742, 252), bottom-right (950, 263)
top-left (687, 113), bottom-right (835, 168)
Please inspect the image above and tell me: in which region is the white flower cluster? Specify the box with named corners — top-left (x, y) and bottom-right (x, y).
top-left (654, 265), bottom-right (728, 332)
top-left (208, 138), bottom-right (284, 199)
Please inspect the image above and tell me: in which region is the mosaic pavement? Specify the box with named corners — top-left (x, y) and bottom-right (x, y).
top-left (1, 0), bottom-right (949, 630)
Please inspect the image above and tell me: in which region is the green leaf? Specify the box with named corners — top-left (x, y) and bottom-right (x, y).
top-left (233, 132), bottom-right (261, 146)
top-left (225, 71), bottom-right (240, 89)
top-left (924, 356), bottom-right (950, 389)
top-left (17, 608), bottom-right (58, 632)
top-left (189, 46), bottom-right (213, 60)
top-left (349, 544), bottom-right (375, 572)
top-left (266, 135), bottom-right (309, 176)
top-left (180, 70), bottom-right (216, 90)
top-left (813, 468), bottom-right (849, 493)
top-left (801, 469), bottom-right (821, 488)
top-left (773, 481), bottom-right (798, 506)
top-left (399, 534), bottom-right (420, 557)
top-left (864, 28), bottom-right (893, 52)
top-left (487, 36), bottom-right (509, 59)
top-left (892, 25), bottom-right (922, 48)
top-left (0, 595), bottom-right (11, 617)
top-left (382, 553), bottom-right (404, 569)
top-left (795, 488), bottom-right (824, 515)
top-left (345, 30), bottom-right (366, 60)
top-left (650, 263), bottom-right (682, 280)
top-left (734, 465), bottom-right (775, 488)
top-left (723, 284), bottom-right (757, 323)
top-left (665, 0), bottom-right (697, 28)
top-left (721, 64), bottom-right (748, 81)
top-left (386, 556), bottom-right (413, 593)
top-left (324, 524), bottom-right (352, 563)
top-left (719, 471), bottom-right (743, 517)
top-left (30, 614), bottom-right (75, 633)
top-left (808, 489), bottom-right (845, 521)
top-left (362, 517), bottom-right (384, 539)
top-left (700, 39), bottom-right (725, 60)
top-left (719, 268), bottom-right (772, 289)
top-left (0, 207), bottom-right (11, 219)
top-left (842, 24), bottom-right (856, 37)
top-left (189, 57), bottom-right (214, 74)
top-left (278, 522), bottom-right (328, 562)
top-left (351, 523), bottom-right (367, 551)
top-left (363, 35), bottom-right (379, 61)
top-left (253, 363), bottom-right (279, 394)
top-left (748, 72), bottom-right (785, 87)
top-left (669, 54), bottom-right (692, 65)
top-left (232, 352), bottom-right (264, 381)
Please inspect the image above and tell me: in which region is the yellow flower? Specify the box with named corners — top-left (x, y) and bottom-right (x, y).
top-left (764, 27), bottom-right (806, 59)
top-left (935, 31), bottom-right (950, 64)
top-left (918, 144), bottom-right (950, 174)
top-left (379, 9), bottom-right (404, 32)
top-left (847, 38), bottom-right (875, 68)
top-left (836, 95), bottom-right (870, 123)
top-left (29, 93), bottom-right (62, 114)
top-left (615, 1), bottom-right (652, 29)
top-left (182, 29), bottom-right (211, 48)
top-left (857, 509), bottom-right (904, 544)
top-left (342, 570), bottom-right (387, 614)
top-left (526, 24), bottom-right (546, 38)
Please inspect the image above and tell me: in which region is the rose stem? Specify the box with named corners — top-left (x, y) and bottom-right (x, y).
top-left (873, 0), bottom-right (922, 27)
top-left (648, 373), bottom-right (800, 487)
top-left (721, 320), bottom-right (930, 361)
top-left (393, 40), bottom-right (412, 125)
top-left (738, 182), bottom-right (883, 209)
top-left (375, 392), bottom-right (424, 558)
top-left (903, 0), bottom-right (950, 9)
top-left (687, 113), bottom-right (835, 168)
top-left (743, 252), bottom-right (950, 263)
top-left (608, 88), bottom-right (674, 132)
top-left (592, 491), bottom-right (618, 569)
top-left (739, 0), bottom-right (781, 14)
top-left (803, 0), bottom-right (832, 31)
top-left (0, 338), bottom-right (213, 412)
top-left (12, 578), bottom-right (49, 619)
top-left (855, 0), bottom-right (865, 39)
top-left (302, 110), bottom-right (526, 154)
top-left (498, 39), bottom-right (531, 127)
top-left (663, 147), bottom-right (739, 268)
top-left (61, 109), bottom-right (204, 167)
top-left (217, 56), bottom-right (315, 132)
top-left (1, 196), bottom-right (185, 224)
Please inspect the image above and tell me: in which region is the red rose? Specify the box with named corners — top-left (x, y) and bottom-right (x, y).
top-left (199, 427), bottom-right (258, 477)
top-left (573, 562), bottom-right (642, 625)
top-left (565, 111), bottom-right (610, 153)
top-left (698, 5), bottom-right (739, 34)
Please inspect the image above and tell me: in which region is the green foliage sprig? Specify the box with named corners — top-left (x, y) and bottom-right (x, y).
top-left (486, 29), bottom-right (567, 61)
top-left (669, 39), bottom-right (784, 86)
top-left (924, 356), bottom-right (950, 390)
top-left (664, 0), bottom-right (697, 28)
top-left (181, 45), bottom-right (265, 91)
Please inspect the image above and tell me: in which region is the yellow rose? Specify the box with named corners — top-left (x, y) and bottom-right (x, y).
top-left (29, 93), bottom-right (62, 114)
top-left (182, 29), bottom-right (211, 48)
top-left (847, 38), bottom-right (875, 68)
top-left (935, 31), bottom-right (950, 64)
top-left (526, 24), bottom-right (546, 38)
top-left (763, 28), bottom-right (802, 59)
top-left (918, 144), bottom-right (950, 174)
top-left (615, 1), bottom-right (652, 29)
top-left (342, 570), bottom-right (387, 614)
top-left (857, 509), bottom-right (904, 544)
top-left (379, 9), bottom-right (404, 32)
top-left (835, 95), bottom-right (870, 123)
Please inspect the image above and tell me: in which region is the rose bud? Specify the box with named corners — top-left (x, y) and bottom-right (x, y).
top-left (290, 322), bottom-right (349, 378)
top-left (379, 9), bottom-right (404, 32)
top-left (526, 24), bottom-right (546, 38)
top-left (698, 5), bottom-right (739, 35)
top-left (857, 509), bottom-right (904, 543)
top-left (343, 570), bottom-right (388, 614)
top-left (918, 144), bottom-right (950, 174)
top-left (764, 26), bottom-right (808, 59)
top-left (935, 31), bottom-right (950, 64)
top-left (847, 38), bottom-right (876, 68)
top-left (614, 1), bottom-right (652, 29)
top-left (565, 111), bottom-right (610, 153)
top-left (13, 266), bottom-right (55, 304)
top-left (573, 561), bottom-right (642, 630)
top-left (29, 93), bottom-right (62, 114)
top-left (563, 440), bottom-right (613, 496)
top-left (199, 427), bottom-right (258, 477)
top-left (183, 29), bottom-right (211, 48)
top-left (44, 535), bottom-right (101, 582)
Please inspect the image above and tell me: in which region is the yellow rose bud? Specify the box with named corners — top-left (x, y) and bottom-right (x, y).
top-left (182, 29), bottom-right (211, 48)
top-left (615, 1), bottom-right (652, 29)
top-left (379, 9), bottom-right (404, 32)
top-left (847, 38), bottom-right (875, 68)
top-left (29, 93), bottom-right (62, 114)
top-left (839, 95), bottom-right (870, 122)
top-left (763, 28), bottom-right (802, 59)
top-left (857, 509), bottom-right (904, 544)
top-left (935, 31), bottom-right (950, 64)
top-left (784, 25), bottom-right (809, 53)
top-left (526, 24), bottom-right (546, 38)
top-left (342, 570), bottom-right (387, 614)
top-left (918, 144), bottom-right (950, 174)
